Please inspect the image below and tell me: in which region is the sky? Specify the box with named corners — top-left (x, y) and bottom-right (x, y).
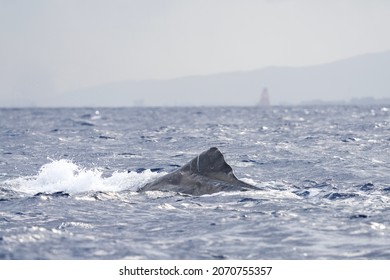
top-left (1, 0), bottom-right (390, 106)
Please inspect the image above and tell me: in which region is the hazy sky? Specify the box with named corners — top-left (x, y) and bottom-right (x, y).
top-left (1, 0), bottom-right (390, 105)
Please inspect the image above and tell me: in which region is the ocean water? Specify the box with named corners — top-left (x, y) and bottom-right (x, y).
top-left (0, 106), bottom-right (389, 259)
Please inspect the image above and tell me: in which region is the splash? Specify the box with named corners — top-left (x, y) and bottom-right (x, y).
top-left (3, 159), bottom-right (164, 195)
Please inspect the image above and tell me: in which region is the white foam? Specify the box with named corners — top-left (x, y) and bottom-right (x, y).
top-left (4, 159), bottom-right (165, 194)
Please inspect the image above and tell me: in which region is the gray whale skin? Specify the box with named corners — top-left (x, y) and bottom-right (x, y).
top-left (138, 147), bottom-right (259, 195)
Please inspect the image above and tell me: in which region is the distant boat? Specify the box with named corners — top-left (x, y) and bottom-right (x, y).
top-left (258, 87), bottom-right (270, 107)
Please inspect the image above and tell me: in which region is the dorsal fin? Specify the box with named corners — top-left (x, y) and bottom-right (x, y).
top-left (186, 147), bottom-right (235, 176)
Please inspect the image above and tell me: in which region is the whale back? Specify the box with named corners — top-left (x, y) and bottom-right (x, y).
top-left (138, 147), bottom-right (258, 195)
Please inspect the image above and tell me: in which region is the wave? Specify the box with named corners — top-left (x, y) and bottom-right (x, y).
top-left (1, 160), bottom-right (165, 195)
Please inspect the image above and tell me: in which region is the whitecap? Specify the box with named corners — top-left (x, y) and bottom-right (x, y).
top-left (3, 159), bottom-right (165, 194)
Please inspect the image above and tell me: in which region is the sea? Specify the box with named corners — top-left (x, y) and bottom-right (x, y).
top-left (0, 105), bottom-right (389, 260)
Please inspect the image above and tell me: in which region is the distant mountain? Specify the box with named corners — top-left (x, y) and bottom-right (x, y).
top-left (60, 50), bottom-right (390, 106)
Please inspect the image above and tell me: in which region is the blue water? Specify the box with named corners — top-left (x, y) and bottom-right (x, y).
top-left (0, 106), bottom-right (389, 259)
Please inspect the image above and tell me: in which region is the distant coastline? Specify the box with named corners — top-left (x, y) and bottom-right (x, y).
top-left (300, 97), bottom-right (390, 106)
top-left (1, 50), bottom-right (389, 107)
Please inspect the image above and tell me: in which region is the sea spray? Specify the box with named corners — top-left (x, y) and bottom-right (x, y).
top-left (2, 159), bottom-right (165, 194)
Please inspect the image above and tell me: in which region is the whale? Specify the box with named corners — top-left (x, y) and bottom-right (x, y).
top-left (138, 147), bottom-right (259, 195)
